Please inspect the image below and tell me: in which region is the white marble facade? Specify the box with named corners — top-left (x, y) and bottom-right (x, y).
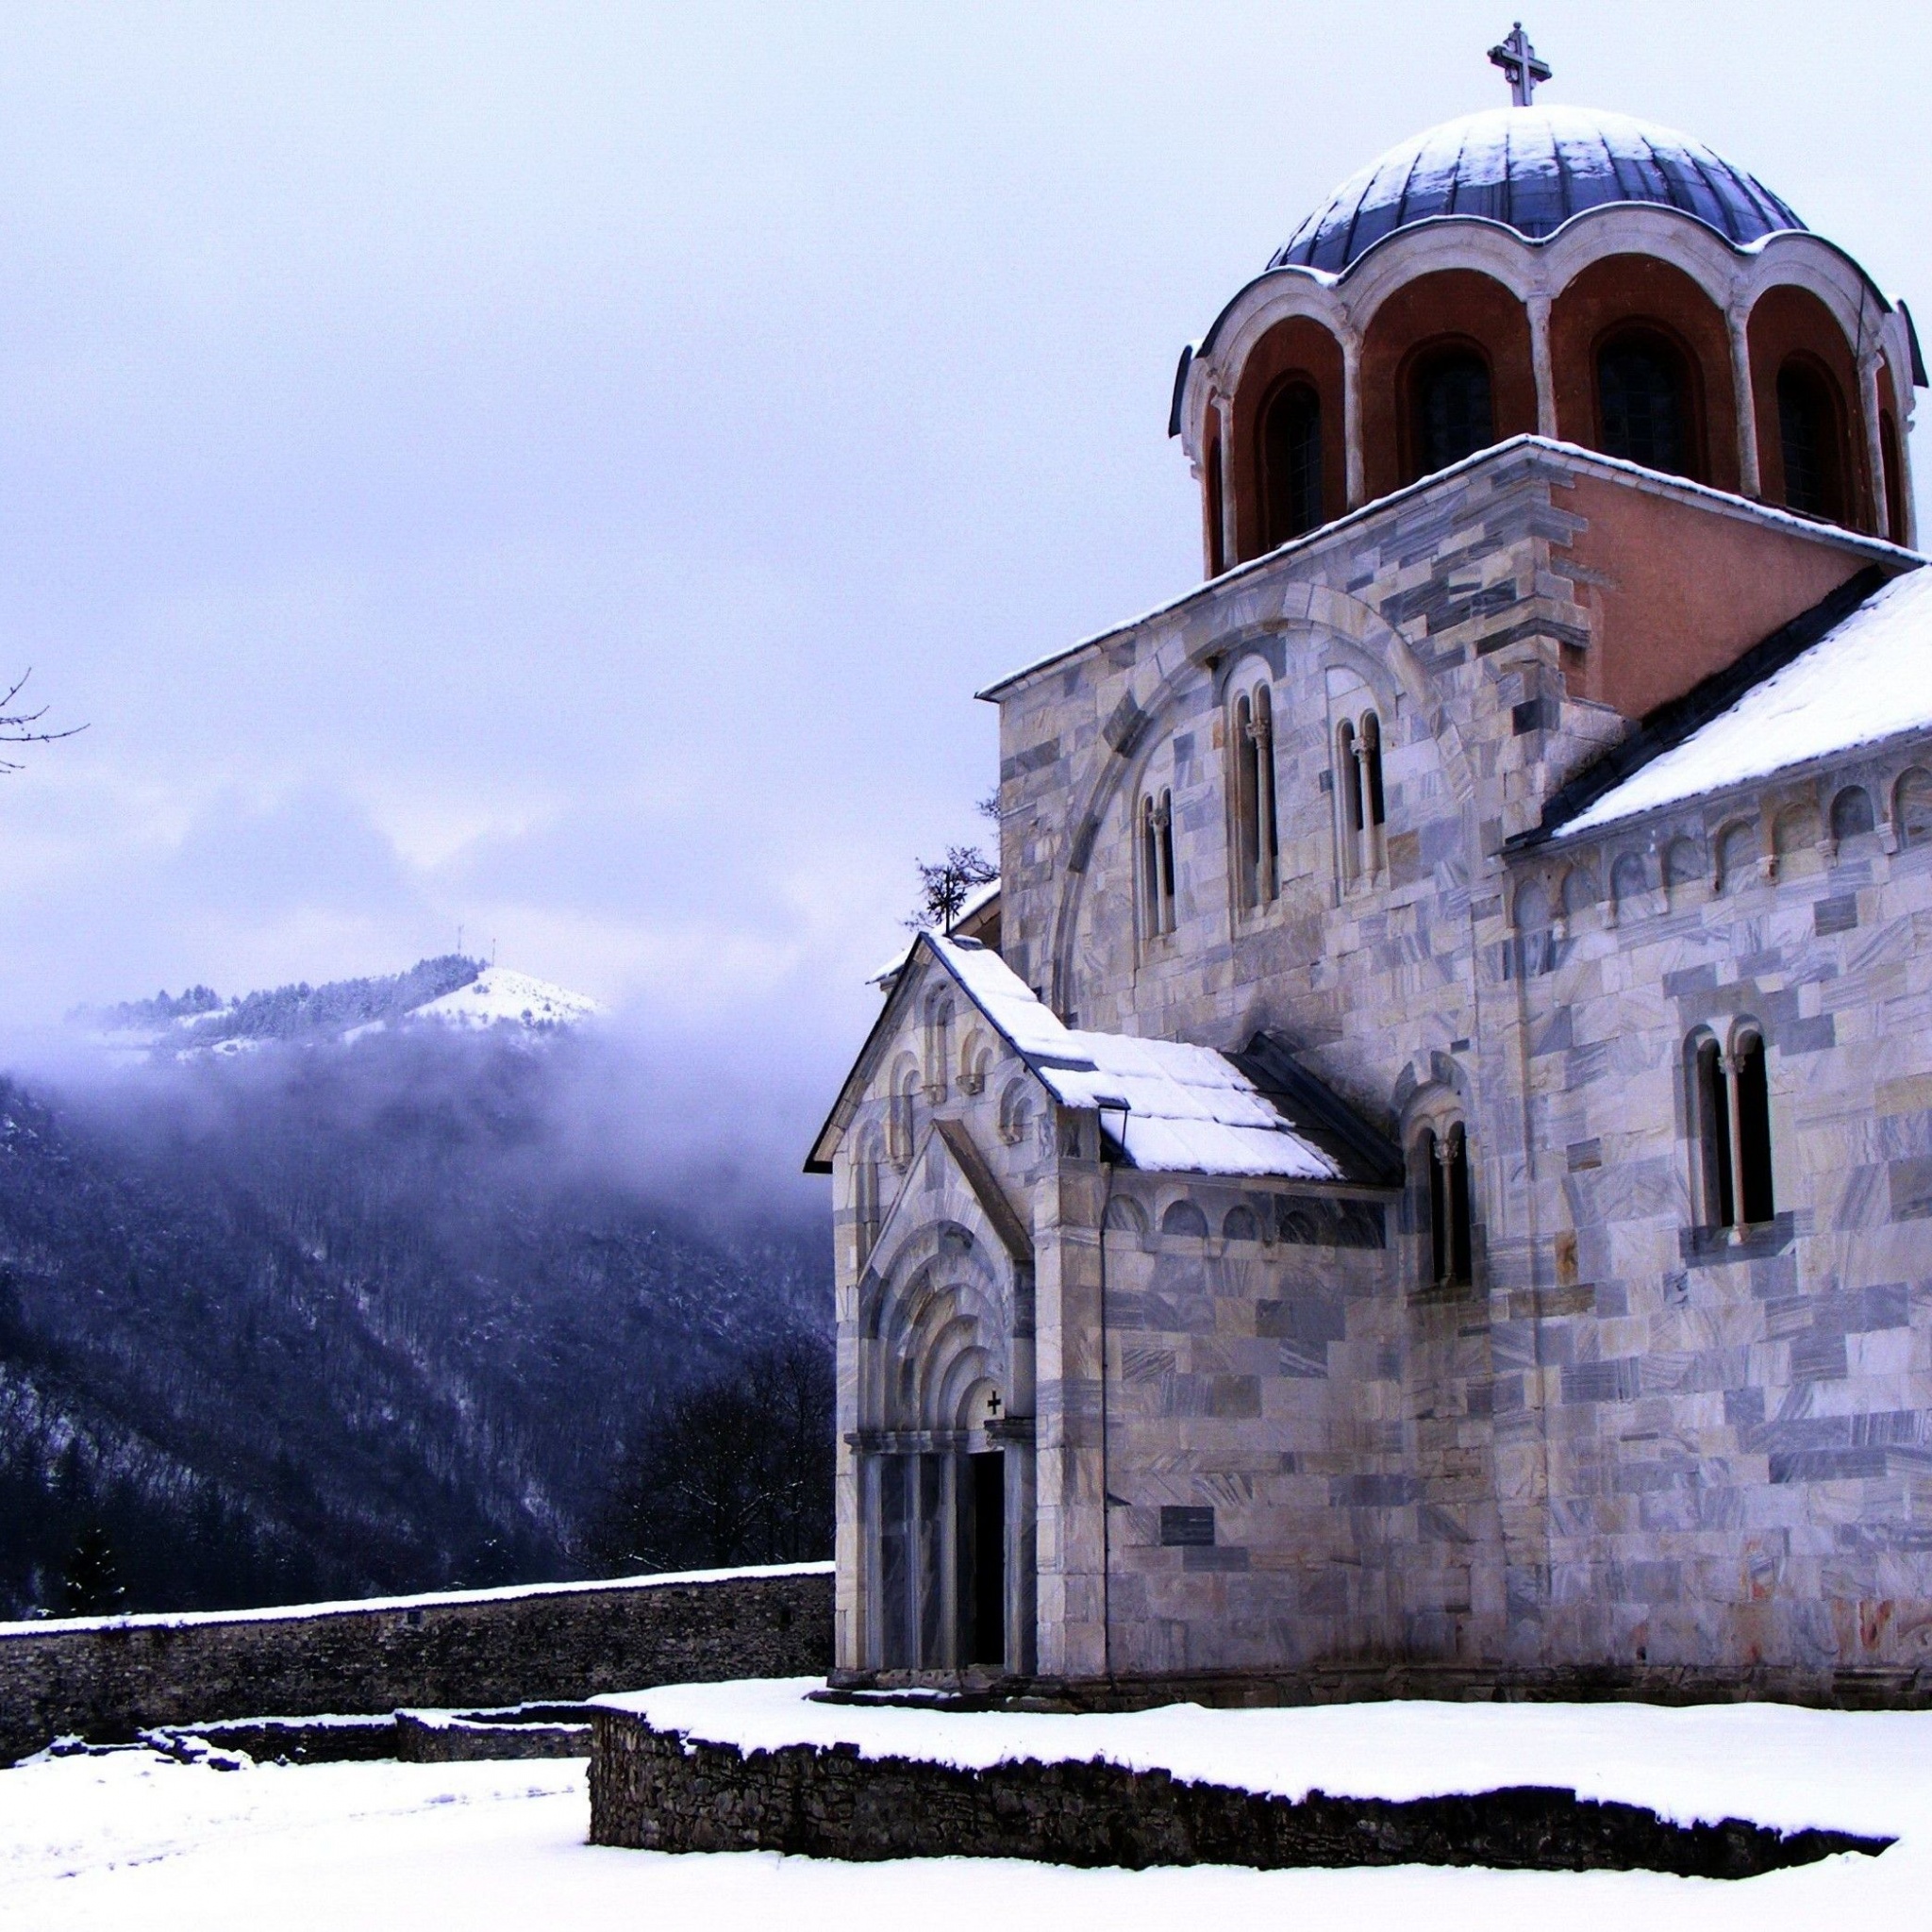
top-left (811, 438), bottom-right (1932, 1695)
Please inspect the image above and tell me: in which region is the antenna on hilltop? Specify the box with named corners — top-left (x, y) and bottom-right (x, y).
top-left (1488, 22), bottom-right (1551, 106)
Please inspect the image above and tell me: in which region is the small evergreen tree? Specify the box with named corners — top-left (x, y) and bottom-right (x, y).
top-left (60, 1524), bottom-right (126, 1617)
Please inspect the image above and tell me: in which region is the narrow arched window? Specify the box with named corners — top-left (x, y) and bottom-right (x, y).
top-left (1262, 380), bottom-right (1323, 545)
top-left (1141, 789), bottom-right (1177, 938)
top-left (1735, 1032), bottom-right (1774, 1224)
top-left (1230, 686), bottom-right (1277, 911)
top-left (1419, 1123), bottom-right (1473, 1288)
top-left (1359, 710), bottom-right (1386, 847)
top-left (1232, 692), bottom-right (1257, 910)
top-left (1694, 1036), bottom-right (1732, 1229)
top-left (1141, 794), bottom-right (1162, 936)
top-left (1158, 787), bottom-right (1177, 928)
top-left (1777, 359), bottom-right (1844, 521)
top-left (1336, 720), bottom-right (1360, 885)
top-left (1446, 1124), bottom-right (1473, 1284)
top-left (1252, 689), bottom-right (1278, 904)
top-left (1597, 333), bottom-right (1690, 476)
top-left (1413, 348), bottom-right (1494, 479)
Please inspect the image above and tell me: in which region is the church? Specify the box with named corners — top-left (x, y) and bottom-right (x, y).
top-left (808, 29), bottom-right (1932, 1701)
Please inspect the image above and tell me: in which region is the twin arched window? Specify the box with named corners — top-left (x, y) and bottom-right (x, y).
top-left (1335, 709), bottom-right (1386, 887)
top-left (1416, 1122), bottom-right (1473, 1289)
top-left (1141, 788), bottom-right (1177, 938)
top-left (1231, 685), bottom-right (1279, 911)
top-left (1262, 380), bottom-right (1323, 546)
top-left (1691, 1026), bottom-right (1774, 1231)
top-left (1598, 331), bottom-right (1691, 477)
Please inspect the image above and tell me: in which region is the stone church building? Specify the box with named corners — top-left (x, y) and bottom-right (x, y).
top-left (808, 45), bottom-right (1932, 1700)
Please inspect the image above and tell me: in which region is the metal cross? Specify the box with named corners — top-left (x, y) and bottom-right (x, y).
top-left (1488, 22), bottom-right (1552, 106)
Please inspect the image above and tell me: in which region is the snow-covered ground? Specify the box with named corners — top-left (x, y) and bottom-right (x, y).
top-left (5, 1690), bottom-right (1929, 1930)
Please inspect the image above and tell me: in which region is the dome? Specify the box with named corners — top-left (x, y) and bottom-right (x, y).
top-left (1271, 107), bottom-right (1805, 276)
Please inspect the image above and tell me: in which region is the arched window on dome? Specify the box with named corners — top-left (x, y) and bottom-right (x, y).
top-left (1597, 330), bottom-right (1691, 477)
top-left (1410, 345), bottom-right (1494, 480)
top-left (1776, 357), bottom-right (1846, 522)
top-left (1262, 379), bottom-right (1323, 546)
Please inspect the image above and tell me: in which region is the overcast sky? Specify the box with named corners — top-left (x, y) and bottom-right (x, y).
top-left (0, 1), bottom-right (1927, 1101)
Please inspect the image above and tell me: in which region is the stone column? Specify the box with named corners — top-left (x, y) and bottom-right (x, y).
top-left (1727, 303), bottom-right (1762, 498)
top-left (1861, 353), bottom-right (1890, 539)
top-left (1214, 393), bottom-right (1238, 571)
top-left (1527, 292), bottom-right (1557, 439)
top-left (1341, 327), bottom-right (1366, 508)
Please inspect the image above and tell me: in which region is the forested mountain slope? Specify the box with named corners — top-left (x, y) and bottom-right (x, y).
top-left (0, 1023), bottom-right (826, 1617)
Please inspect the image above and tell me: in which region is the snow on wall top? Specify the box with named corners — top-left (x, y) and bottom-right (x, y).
top-left (927, 935), bottom-right (1341, 1181)
top-left (0, 1561), bottom-right (833, 1641)
top-left (592, 1674), bottom-right (1924, 1840)
top-left (1562, 565), bottom-right (1932, 836)
top-left (1273, 106), bottom-right (1804, 275)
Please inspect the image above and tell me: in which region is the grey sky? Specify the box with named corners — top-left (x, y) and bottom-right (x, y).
top-left (0, 1), bottom-right (1925, 1108)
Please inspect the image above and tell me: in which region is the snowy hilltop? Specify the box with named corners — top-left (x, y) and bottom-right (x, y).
top-left (70, 957), bottom-right (603, 1059)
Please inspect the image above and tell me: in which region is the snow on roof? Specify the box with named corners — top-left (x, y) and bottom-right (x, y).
top-left (1561, 565), bottom-right (1932, 837)
top-left (926, 935), bottom-right (1342, 1181)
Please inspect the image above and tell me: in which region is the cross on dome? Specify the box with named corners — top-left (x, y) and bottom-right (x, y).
top-left (1487, 22), bottom-right (1552, 106)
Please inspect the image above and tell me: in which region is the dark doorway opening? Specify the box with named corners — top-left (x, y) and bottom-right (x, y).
top-left (962, 1451), bottom-right (1005, 1668)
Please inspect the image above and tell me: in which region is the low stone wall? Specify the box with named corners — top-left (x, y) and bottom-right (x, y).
top-left (586, 1707), bottom-right (1891, 1878)
top-left (0, 1563), bottom-right (831, 1765)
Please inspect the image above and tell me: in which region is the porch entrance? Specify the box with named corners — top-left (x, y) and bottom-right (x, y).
top-left (875, 1447), bottom-right (1007, 1673)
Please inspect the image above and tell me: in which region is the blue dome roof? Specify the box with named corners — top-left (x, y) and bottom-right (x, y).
top-left (1272, 107), bottom-right (1805, 275)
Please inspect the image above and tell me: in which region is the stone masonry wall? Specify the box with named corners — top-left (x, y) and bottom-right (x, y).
top-left (0, 1563), bottom-right (832, 1765)
top-left (585, 1704), bottom-right (1887, 1876)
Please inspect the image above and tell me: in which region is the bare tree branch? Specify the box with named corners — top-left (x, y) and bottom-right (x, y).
top-left (0, 670), bottom-right (85, 774)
